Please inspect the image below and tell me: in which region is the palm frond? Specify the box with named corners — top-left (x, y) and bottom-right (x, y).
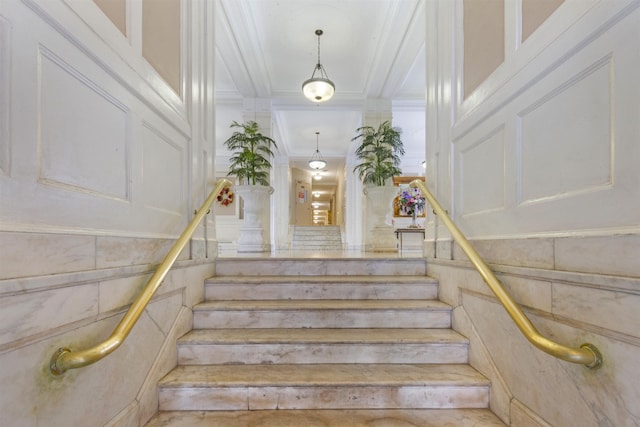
top-left (352, 120), bottom-right (404, 186)
top-left (223, 120), bottom-right (278, 186)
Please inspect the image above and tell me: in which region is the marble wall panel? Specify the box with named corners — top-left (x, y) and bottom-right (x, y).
top-left (555, 234), bottom-right (640, 278)
top-left (0, 231), bottom-right (96, 280)
top-left (510, 399), bottom-right (553, 427)
top-left (104, 401), bottom-right (139, 427)
top-left (462, 294), bottom-right (594, 426)
top-left (452, 237), bottom-right (554, 269)
top-left (552, 282), bottom-right (640, 339)
top-left (99, 273), bottom-right (151, 314)
top-left (0, 282), bottom-right (98, 348)
top-left (137, 306), bottom-right (192, 426)
top-left (0, 311), bottom-right (163, 427)
top-left (452, 305), bottom-right (511, 423)
top-left (95, 236), bottom-right (185, 269)
top-left (498, 274), bottom-right (552, 312)
top-left (146, 292), bottom-right (183, 336)
top-left (179, 263), bottom-right (213, 307)
top-left (461, 290), bottom-right (640, 427)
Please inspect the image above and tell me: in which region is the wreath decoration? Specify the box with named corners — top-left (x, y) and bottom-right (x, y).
top-left (217, 187), bottom-right (234, 206)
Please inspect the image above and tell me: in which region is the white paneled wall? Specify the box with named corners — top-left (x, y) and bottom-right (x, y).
top-left (429, 0), bottom-right (640, 239)
top-left (0, 0), bottom-right (216, 426)
top-left (426, 1), bottom-right (640, 426)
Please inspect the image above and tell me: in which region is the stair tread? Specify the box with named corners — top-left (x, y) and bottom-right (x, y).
top-left (145, 408), bottom-right (507, 426)
top-left (206, 275), bottom-right (437, 284)
top-left (179, 328), bottom-right (468, 345)
top-left (194, 299), bottom-right (450, 311)
top-left (159, 364), bottom-right (489, 388)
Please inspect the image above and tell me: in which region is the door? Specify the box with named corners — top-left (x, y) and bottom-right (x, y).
top-left (295, 180), bottom-right (313, 226)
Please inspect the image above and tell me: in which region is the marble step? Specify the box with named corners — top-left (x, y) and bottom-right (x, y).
top-left (193, 300), bottom-right (452, 329)
top-left (290, 244), bottom-right (344, 251)
top-left (177, 328), bottom-right (469, 365)
top-left (145, 408), bottom-right (507, 426)
top-left (205, 275), bottom-right (439, 300)
top-left (293, 226), bottom-right (341, 231)
top-left (290, 245), bottom-right (344, 251)
top-left (214, 257), bottom-right (426, 276)
top-left (157, 364), bottom-right (491, 411)
top-left (293, 234), bottom-right (342, 239)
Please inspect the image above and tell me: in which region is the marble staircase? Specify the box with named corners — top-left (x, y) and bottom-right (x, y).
top-left (290, 225), bottom-right (343, 251)
top-left (146, 258), bottom-right (506, 426)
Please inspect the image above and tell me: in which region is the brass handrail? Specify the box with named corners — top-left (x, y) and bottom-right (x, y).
top-left (410, 179), bottom-right (602, 369)
top-left (49, 178), bottom-right (232, 375)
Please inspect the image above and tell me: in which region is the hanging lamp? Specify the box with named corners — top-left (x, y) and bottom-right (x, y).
top-left (302, 30), bottom-right (335, 103)
top-left (308, 131), bottom-right (327, 170)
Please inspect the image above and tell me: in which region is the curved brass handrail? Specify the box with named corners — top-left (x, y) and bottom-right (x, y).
top-left (410, 179), bottom-right (602, 369)
top-left (49, 178), bottom-right (233, 375)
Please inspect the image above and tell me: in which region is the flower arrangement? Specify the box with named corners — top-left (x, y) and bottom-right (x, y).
top-left (217, 187), bottom-right (234, 206)
top-left (395, 187), bottom-right (425, 217)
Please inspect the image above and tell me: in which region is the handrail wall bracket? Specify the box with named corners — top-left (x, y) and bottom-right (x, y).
top-left (410, 179), bottom-right (602, 370)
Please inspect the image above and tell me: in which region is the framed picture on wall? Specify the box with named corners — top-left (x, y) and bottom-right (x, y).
top-left (392, 176), bottom-right (426, 218)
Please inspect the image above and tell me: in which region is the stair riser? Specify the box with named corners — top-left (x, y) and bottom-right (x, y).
top-left (292, 233), bottom-right (342, 237)
top-left (177, 343), bottom-right (468, 365)
top-left (159, 386), bottom-right (489, 411)
top-left (205, 284), bottom-right (438, 300)
top-left (289, 246), bottom-right (344, 251)
top-left (193, 310), bottom-right (451, 329)
top-left (215, 260), bottom-right (426, 276)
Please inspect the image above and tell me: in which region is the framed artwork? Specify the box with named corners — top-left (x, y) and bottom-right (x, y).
top-left (393, 176), bottom-right (426, 218)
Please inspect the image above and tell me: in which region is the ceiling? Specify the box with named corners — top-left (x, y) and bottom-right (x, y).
top-left (214, 0), bottom-right (427, 191)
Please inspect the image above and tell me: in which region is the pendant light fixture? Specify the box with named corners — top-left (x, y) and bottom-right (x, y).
top-left (308, 131), bottom-right (327, 170)
top-left (302, 29), bottom-right (335, 103)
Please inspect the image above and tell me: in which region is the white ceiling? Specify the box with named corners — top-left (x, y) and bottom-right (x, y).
top-left (214, 0), bottom-right (427, 186)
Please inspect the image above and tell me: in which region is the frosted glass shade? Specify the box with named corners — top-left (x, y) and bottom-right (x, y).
top-left (302, 78), bottom-right (335, 103)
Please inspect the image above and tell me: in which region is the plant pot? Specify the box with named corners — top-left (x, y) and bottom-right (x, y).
top-left (235, 184), bottom-right (273, 252)
top-left (364, 185), bottom-right (399, 252)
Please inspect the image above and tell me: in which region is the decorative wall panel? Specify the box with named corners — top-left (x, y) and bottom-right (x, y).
top-left (38, 48), bottom-right (130, 200)
top-left (140, 122), bottom-right (184, 214)
top-left (459, 126), bottom-right (505, 216)
top-left (518, 58), bottom-right (612, 205)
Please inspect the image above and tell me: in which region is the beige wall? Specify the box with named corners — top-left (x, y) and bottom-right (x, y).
top-left (463, 0), bottom-right (565, 97)
top-left (94, 0), bottom-right (126, 36)
top-left (463, 0), bottom-right (505, 98)
top-left (522, 0), bottom-right (565, 42)
top-left (142, 0), bottom-right (181, 95)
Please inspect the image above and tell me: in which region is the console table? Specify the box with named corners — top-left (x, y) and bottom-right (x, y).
top-left (394, 228), bottom-right (425, 254)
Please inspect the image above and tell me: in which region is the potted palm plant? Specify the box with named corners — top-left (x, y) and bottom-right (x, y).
top-left (352, 120), bottom-right (405, 251)
top-left (223, 120), bottom-right (278, 252)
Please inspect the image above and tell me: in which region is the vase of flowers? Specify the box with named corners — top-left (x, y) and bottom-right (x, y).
top-left (396, 187), bottom-right (425, 228)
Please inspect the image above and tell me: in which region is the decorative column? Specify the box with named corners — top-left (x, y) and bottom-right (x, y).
top-left (345, 146), bottom-right (364, 251)
top-left (270, 152), bottom-right (290, 251)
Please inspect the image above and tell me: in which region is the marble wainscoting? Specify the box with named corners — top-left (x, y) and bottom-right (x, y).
top-left (426, 234), bottom-right (640, 427)
top-left (0, 231), bottom-right (216, 427)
